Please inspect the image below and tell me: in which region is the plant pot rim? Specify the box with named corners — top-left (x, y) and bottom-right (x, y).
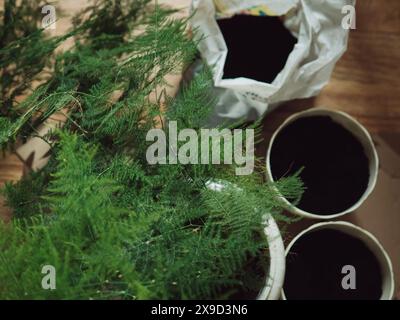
top-left (206, 181), bottom-right (285, 300)
top-left (281, 221), bottom-right (395, 300)
top-left (265, 107), bottom-right (379, 219)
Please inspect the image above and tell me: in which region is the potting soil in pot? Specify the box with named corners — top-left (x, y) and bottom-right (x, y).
top-left (284, 229), bottom-right (383, 300)
top-left (269, 116), bottom-right (370, 215)
top-left (217, 15), bottom-right (297, 83)
top-left (227, 250), bottom-right (269, 300)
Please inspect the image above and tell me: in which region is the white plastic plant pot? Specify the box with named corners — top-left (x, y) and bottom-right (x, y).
top-left (281, 221), bottom-right (395, 300)
top-left (266, 108), bottom-right (379, 219)
top-left (190, 0), bottom-right (355, 126)
top-left (206, 181), bottom-right (285, 300)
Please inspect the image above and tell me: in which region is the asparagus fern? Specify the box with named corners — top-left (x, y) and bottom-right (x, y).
top-left (0, 0), bottom-right (302, 299)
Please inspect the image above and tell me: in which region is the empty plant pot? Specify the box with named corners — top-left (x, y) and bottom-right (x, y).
top-left (282, 221), bottom-right (395, 300)
top-left (266, 108), bottom-right (379, 219)
top-left (206, 181), bottom-right (285, 300)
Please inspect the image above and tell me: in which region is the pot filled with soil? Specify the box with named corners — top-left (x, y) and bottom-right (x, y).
top-left (266, 108), bottom-right (378, 219)
top-left (282, 221), bottom-right (395, 300)
top-left (206, 181), bottom-right (286, 300)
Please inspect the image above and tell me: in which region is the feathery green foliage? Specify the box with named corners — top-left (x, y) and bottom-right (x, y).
top-left (0, 0), bottom-right (302, 299)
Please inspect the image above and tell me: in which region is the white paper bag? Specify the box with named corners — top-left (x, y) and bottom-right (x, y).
top-left (190, 0), bottom-right (355, 126)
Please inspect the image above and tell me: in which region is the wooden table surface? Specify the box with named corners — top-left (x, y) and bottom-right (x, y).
top-left (1, 0), bottom-right (399, 297)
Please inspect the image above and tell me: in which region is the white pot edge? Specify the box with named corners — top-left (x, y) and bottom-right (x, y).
top-left (257, 215), bottom-right (286, 300)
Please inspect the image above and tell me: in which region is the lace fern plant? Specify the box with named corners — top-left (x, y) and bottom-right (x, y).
top-left (0, 0), bottom-right (302, 299)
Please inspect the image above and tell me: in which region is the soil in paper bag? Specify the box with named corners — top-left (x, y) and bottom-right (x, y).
top-left (284, 229), bottom-right (383, 300)
top-left (217, 15), bottom-right (297, 83)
